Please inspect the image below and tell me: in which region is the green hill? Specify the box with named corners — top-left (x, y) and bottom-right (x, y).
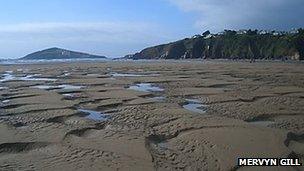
top-left (20, 47), bottom-right (107, 60)
top-left (128, 29), bottom-right (304, 60)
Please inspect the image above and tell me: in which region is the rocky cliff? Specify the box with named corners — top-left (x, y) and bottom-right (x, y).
top-left (127, 29), bottom-right (304, 60)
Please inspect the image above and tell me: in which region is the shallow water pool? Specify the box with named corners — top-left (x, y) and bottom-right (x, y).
top-left (78, 109), bottom-right (110, 121)
top-left (183, 99), bottom-right (207, 114)
top-left (128, 83), bottom-right (164, 92)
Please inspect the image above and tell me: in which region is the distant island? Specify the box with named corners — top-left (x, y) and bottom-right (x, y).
top-left (125, 29), bottom-right (304, 60)
top-left (20, 47), bottom-right (107, 60)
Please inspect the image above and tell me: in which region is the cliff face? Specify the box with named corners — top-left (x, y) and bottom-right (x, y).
top-left (129, 30), bottom-right (304, 60)
top-left (21, 47), bottom-right (107, 60)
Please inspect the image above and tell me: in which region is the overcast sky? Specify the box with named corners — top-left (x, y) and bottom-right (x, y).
top-left (0, 0), bottom-right (303, 59)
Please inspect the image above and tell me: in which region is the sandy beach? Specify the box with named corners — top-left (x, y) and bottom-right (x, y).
top-left (0, 60), bottom-right (303, 171)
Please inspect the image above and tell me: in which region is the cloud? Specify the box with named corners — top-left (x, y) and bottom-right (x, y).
top-left (0, 22), bottom-right (164, 43)
top-left (0, 21), bottom-right (172, 58)
top-left (169, 0), bottom-right (304, 32)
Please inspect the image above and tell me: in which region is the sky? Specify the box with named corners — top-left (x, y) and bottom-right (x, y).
top-left (0, 0), bottom-right (303, 59)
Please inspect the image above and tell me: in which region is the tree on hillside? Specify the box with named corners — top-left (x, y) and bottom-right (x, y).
top-left (247, 29), bottom-right (258, 35)
top-left (202, 30), bottom-right (211, 37)
top-left (224, 30), bottom-right (237, 36)
top-left (295, 28), bottom-right (304, 60)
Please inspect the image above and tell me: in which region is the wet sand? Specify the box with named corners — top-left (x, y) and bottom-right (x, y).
top-left (0, 60), bottom-right (303, 170)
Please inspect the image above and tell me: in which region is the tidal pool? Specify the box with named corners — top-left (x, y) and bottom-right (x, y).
top-left (0, 87), bottom-right (8, 90)
top-left (86, 73), bottom-right (102, 77)
top-left (58, 72), bottom-right (71, 77)
top-left (0, 72), bottom-right (57, 82)
top-left (33, 84), bottom-right (84, 90)
top-left (62, 93), bottom-right (82, 100)
top-left (0, 72), bottom-right (15, 82)
top-left (63, 93), bottom-right (74, 97)
top-left (78, 109), bottom-right (110, 121)
top-left (149, 96), bottom-right (166, 102)
top-left (248, 120), bottom-right (275, 127)
top-left (111, 72), bottom-right (159, 77)
top-left (58, 85), bottom-right (84, 90)
top-left (183, 99), bottom-right (207, 114)
top-left (1, 100), bottom-right (10, 104)
top-left (128, 83), bottom-right (164, 92)
top-left (19, 75), bottom-right (57, 81)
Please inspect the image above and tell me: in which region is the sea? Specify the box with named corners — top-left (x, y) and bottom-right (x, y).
top-left (0, 58), bottom-right (110, 65)
top-left (0, 58), bottom-right (303, 65)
